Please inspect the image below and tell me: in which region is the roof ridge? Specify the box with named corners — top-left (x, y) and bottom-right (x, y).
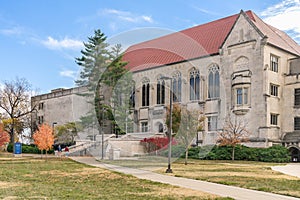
top-left (257, 13), bottom-right (300, 55)
top-left (128, 11), bottom-right (242, 50)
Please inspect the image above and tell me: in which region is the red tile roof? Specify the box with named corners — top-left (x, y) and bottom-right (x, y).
top-left (123, 10), bottom-right (300, 72)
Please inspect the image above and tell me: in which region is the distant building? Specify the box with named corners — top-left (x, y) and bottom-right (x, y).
top-left (31, 86), bottom-right (94, 137)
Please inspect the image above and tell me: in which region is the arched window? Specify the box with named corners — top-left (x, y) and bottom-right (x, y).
top-left (208, 64), bottom-right (220, 98)
top-left (172, 72), bottom-right (181, 102)
top-left (157, 78), bottom-right (165, 104)
top-left (142, 78), bottom-right (150, 106)
top-left (129, 82), bottom-right (135, 108)
top-left (190, 68), bottom-right (200, 100)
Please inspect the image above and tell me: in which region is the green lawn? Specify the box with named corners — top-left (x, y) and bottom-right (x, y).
top-left (0, 154), bottom-right (231, 200)
top-left (157, 159), bottom-right (300, 198)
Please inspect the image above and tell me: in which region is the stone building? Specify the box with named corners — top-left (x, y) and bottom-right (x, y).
top-left (122, 10), bottom-right (300, 159)
top-left (31, 87), bottom-right (95, 138)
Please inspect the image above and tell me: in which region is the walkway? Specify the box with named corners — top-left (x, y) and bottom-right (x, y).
top-left (272, 163), bottom-right (300, 178)
top-left (70, 157), bottom-right (300, 200)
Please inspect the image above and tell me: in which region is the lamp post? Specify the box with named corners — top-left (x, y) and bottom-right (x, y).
top-left (161, 76), bottom-right (173, 173)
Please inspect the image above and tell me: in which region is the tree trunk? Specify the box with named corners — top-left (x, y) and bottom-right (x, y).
top-left (185, 148), bottom-right (188, 165)
top-left (232, 146), bottom-right (235, 161)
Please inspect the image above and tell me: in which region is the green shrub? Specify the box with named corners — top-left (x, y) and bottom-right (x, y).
top-left (258, 145), bottom-right (290, 163)
top-left (159, 145), bottom-right (186, 158)
top-left (187, 144), bottom-right (290, 163)
top-left (6, 143), bottom-right (54, 154)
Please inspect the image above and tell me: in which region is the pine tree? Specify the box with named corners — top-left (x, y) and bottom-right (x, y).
top-left (75, 29), bottom-right (110, 90)
top-left (75, 29), bottom-right (131, 136)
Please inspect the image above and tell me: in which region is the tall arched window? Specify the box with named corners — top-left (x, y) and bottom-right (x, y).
top-left (142, 78), bottom-right (150, 106)
top-left (190, 68), bottom-right (200, 100)
top-left (129, 81), bottom-right (135, 108)
top-left (157, 78), bottom-right (165, 104)
top-left (208, 64), bottom-right (220, 98)
top-left (172, 72), bottom-right (182, 102)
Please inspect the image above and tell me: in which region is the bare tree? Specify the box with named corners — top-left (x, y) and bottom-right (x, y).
top-left (167, 104), bottom-right (205, 165)
top-left (0, 77), bottom-right (36, 144)
top-left (218, 113), bottom-right (250, 160)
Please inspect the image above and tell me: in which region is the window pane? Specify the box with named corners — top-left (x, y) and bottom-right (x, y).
top-left (236, 88), bottom-right (243, 105)
top-left (178, 77), bottom-right (182, 102)
top-left (157, 82), bottom-right (161, 104)
top-left (195, 74), bottom-right (200, 100)
top-left (271, 114), bottom-right (278, 125)
top-left (295, 89), bottom-right (300, 106)
top-left (295, 117), bottom-right (300, 130)
top-left (270, 84), bottom-right (278, 96)
top-left (208, 72), bottom-right (214, 98)
top-left (208, 116), bottom-right (217, 131)
top-left (244, 88), bottom-right (248, 104)
top-left (215, 71), bottom-right (220, 98)
top-left (173, 79), bottom-right (177, 102)
top-left (162, 81), bottom-right (165, 104)
top-left (142, 84), bottom-right (146, 106)
top-left (270, 55), bottom-right (279, 72)
top-left (190, 77), bottom-right (195, 100)
top-left (146, 84), bottom-right (150, 106)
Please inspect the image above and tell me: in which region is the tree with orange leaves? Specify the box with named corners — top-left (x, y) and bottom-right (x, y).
top-left (0, 122), bottom-right (10, 149)
top-left (33, 123), bottom-right (54, 157)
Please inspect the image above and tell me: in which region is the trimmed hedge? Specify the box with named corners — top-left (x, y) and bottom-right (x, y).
top-left (7, 143), bottom-right (54, 154)
top-left (188, 145), bottom-right (290, 163)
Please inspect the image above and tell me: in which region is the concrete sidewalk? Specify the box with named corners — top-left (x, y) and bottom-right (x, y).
top-left (272, 163), bottom-right (300, 178)
top-left (70, 157), bottom-right (299, 200)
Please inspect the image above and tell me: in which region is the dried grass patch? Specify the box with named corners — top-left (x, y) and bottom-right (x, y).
top-left (0, 181), bottom-right (23, 189)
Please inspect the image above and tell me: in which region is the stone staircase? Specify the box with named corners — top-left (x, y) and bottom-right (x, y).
top-left (62, 134), bottom-right (115, 157)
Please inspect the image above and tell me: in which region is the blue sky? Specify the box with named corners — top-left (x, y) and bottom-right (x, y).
top-left (0, 0), bottom-right (299, 93)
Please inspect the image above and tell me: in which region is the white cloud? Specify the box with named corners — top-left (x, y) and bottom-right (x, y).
top-left (261, 0), bottom-right (300, 43)
top-left (41, 36), bottom-right (84, 50)
top-left (101, 9), bottom-right (154, 24)
top-left (59, 70), bottom-right (78, 79)
top-left (192, 6), bottom-right (220, 16)
top-left (0, 27), bottom-right (22, 36)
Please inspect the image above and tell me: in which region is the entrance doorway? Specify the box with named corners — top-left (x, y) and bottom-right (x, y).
top-left (289, 147), bottom-right (300, 162)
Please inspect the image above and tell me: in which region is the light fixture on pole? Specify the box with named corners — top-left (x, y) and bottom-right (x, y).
top-left (161, 76), bottom-right (173, 173)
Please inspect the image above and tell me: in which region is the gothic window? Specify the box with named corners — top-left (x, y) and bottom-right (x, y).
top-left (157, 78), bottom-right (165, 105)
top-left (190, 68), bottom-right (200, 101)
top-left (129, 83), bottom-right (135, 108)
top-left (208, 64), bottom-right (220, 98)
top-left (142, 78), bottom-right (150, 107)
top-left (172, 72), bottom-right (182, 102)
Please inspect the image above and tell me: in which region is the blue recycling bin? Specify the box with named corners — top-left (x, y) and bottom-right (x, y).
top-left (14, 142), bottom-right (22, 154)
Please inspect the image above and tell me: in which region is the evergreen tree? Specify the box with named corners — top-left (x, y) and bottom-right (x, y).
top-left (75, 29), bottom-right (110, 91)
top-left (75, 29), bottom-right (132, 136)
